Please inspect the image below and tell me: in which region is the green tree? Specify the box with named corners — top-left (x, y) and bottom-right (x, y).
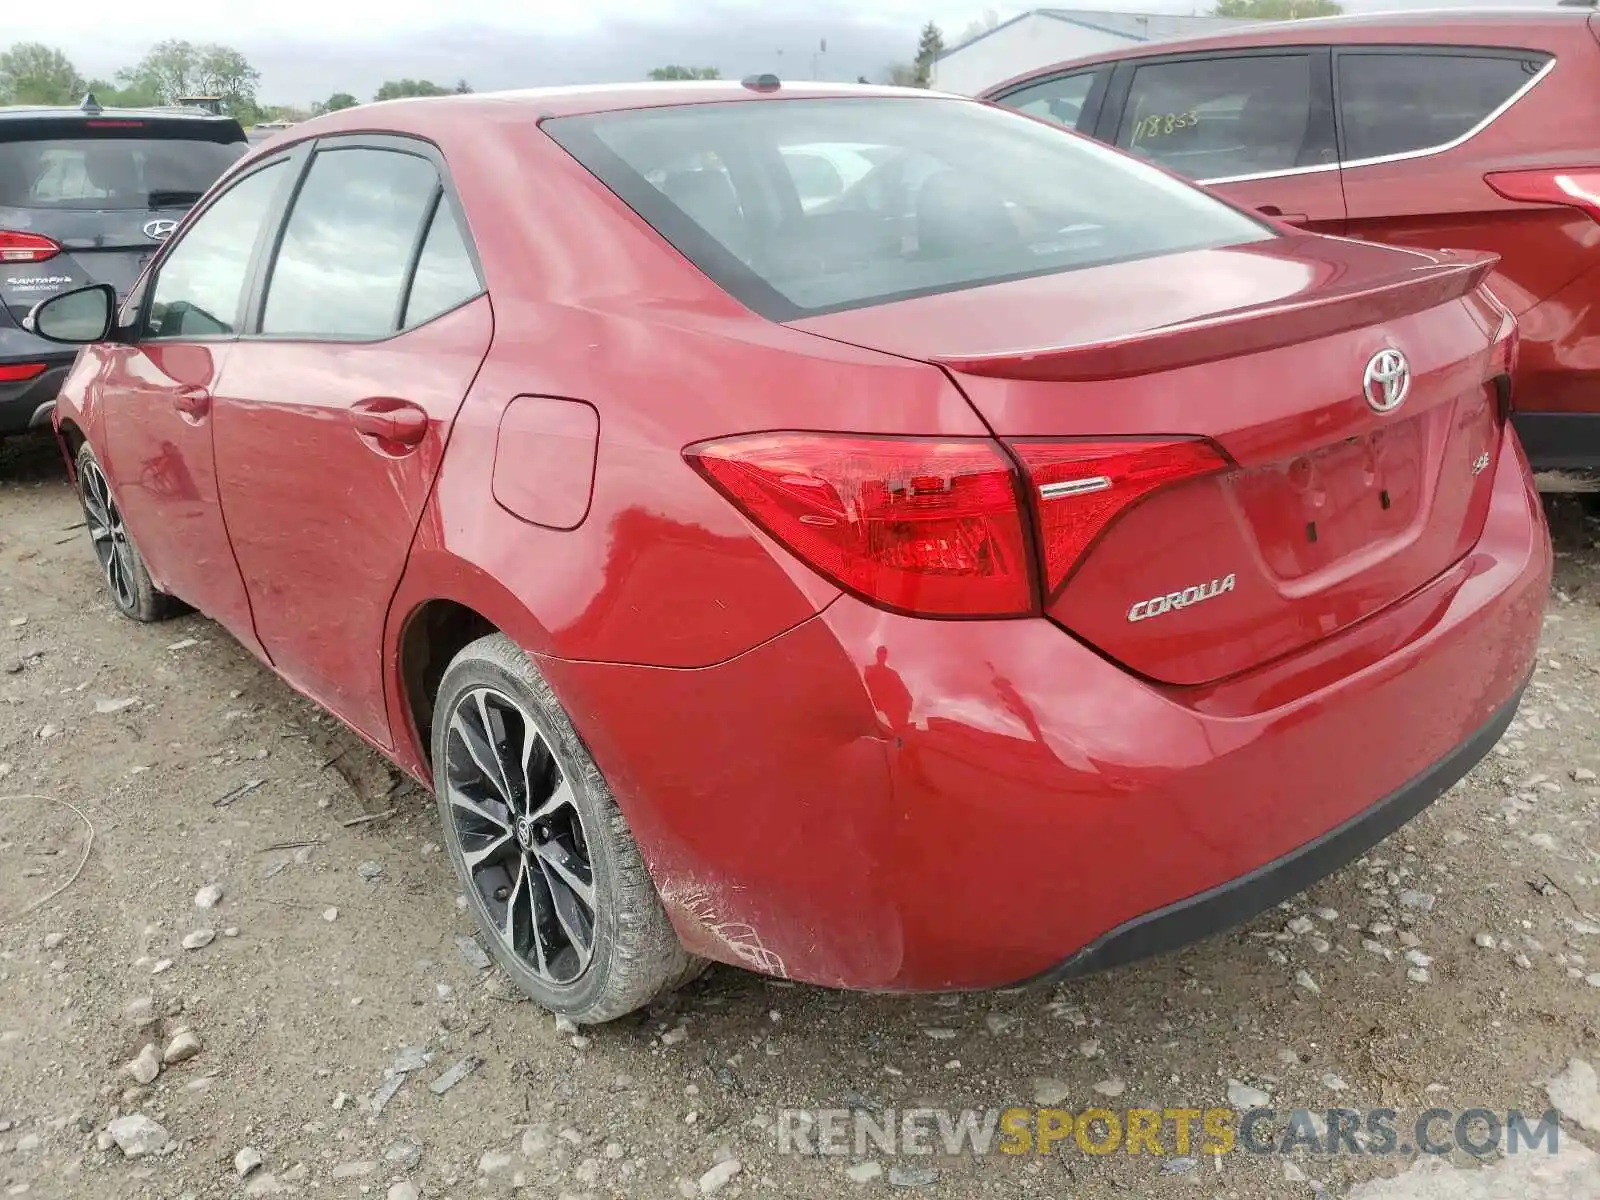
top-left (912, 21), bottom-right (944, 87)
top-left (116, 39), bottom-right (260, 116)
top-left (453, 79), bottom-right (473, 94)
top-left (197, 43), bottom-right (261, 112)
top-left (373, 78), bottom-right (452, 101)
top-left (85, 77), bottom-right (163, 108)
top-left (1213, 0), bottom-right (1342, 16)
top-left (318, 91), bottom-right (359, 113)
top-left (647, 65), bottom-right (721, 81)
top-left (885, 63), bottom-right (919, 87)
top-left (0, 42), bottom-right (84, 105)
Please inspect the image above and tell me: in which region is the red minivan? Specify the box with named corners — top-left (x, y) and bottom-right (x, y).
top-left (983, 11), bottom-right (1600, 473)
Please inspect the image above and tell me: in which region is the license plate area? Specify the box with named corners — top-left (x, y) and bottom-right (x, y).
top-left (1229, 418), bottom-right (1423, 581)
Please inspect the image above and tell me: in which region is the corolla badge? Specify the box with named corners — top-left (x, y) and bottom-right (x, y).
top-left (1128, 573), bottom-right (1237, 623)
top-left (142, 218), bottom-right (179, 242)
top-left (1363, 348), bottom-right (1410, 413)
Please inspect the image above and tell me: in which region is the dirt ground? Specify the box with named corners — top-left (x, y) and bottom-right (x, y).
top-left (3, 431), bottom-right (1600, 1200)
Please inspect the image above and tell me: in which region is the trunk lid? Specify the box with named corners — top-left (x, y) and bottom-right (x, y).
top-left (791, 236), bottom-right (1513, 685)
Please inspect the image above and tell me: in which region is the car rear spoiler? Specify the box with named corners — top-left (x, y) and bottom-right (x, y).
top-left (932, 248), bottom-right (1498, 383)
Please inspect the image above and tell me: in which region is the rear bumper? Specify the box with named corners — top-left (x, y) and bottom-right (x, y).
top-left (1029, 678), bottom-right (1524, 983)
top-left (0, 360), bottom-right (73, 437)
top-left (541, 429), bottom-right (1550, 992)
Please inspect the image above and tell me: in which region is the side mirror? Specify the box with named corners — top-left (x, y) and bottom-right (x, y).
top-left (24, 284), bottom-right (116, 345)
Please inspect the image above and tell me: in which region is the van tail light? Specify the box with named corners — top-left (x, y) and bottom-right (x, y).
top-left (1009, 438), bottom-right (1231, 599)
top-left (684, 432), bottom-right (1035, 617)
top-left (1485, 168), bottom-right (1600, 224)
top-left (0, 231), bottom-right (62, 264)
top-left (0, 363), bottom-right (47, 383)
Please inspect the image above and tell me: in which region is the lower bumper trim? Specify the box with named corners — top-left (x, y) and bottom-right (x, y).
top-left (1025, 678), bottom-right (1527, 985)
top-left (1513, 411), bottom-right (1600, 473)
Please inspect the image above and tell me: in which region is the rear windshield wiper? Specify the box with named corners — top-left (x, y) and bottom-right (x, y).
top-left (147, 190), bottom-right (205, 209)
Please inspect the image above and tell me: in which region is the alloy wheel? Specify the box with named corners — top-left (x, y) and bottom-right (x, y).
top-left (444, 686), bottom-right (597, 986)
top-left (80, 460), bottom-right (137, 612)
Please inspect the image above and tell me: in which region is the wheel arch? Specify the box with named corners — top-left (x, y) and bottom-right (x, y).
top-left (55, 416), bottom-right (86, 481)
top-left (385, 546), bottom-right (560, 782)
top-left (394, 598), bottom-right (499, 780)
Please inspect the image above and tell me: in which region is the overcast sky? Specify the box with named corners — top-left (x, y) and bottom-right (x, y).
top-left (30, 0), bottom-right (1562, 105)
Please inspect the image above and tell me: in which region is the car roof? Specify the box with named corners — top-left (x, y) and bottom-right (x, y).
top-left (983, 7), bottom-right (1592, 92)
top-left (0, 103), bottom-right (240, 124)
top-left (263, 81), bottom-right (950, 139)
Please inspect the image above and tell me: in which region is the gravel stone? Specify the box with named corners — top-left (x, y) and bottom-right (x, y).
top-left (125, 1043), bottom-right (160, 1085)
top-left (699, 1159), bottom-right (743, 1194)
top-left (105, 1114), bottom-right (169, 1158)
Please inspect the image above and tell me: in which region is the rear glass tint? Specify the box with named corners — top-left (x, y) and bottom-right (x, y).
top-left (544, 97), bottom-right (1270, 319)
top-left (0, 136), bottom-right (246, 210)
top-left (1337, 51), bottom-right (1550, 161)
top-left (998, 70), bottom-right (1103, 132)
top-left (1114, 55), bottom-right (1327, 180)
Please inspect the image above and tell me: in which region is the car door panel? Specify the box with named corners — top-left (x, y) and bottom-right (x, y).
top-left (97, 154), bottom-right (297, 657)
top-left (210, 142), bottom-right (490, 749)
top-left (98, 340), bottom-right (266, 654)
top-left (212, 300), bottom-right (491, 744)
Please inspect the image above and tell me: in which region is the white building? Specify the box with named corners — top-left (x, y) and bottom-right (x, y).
top-left (932, 8), bottom-right (1258, 96)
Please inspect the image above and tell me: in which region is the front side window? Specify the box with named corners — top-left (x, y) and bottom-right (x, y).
top-left (1114, 55), bottom-right (1324, 180)
top-left (995, 71), bottom-right (1101, 132)
top-left (260, 147), bottom-right (440, 338)
top-left (1337, 51), bottom-right (1549, 162)
top-left (145, 160), bottom-right (287, 339)
top-left (545, 97), bottom-right (1270, 319)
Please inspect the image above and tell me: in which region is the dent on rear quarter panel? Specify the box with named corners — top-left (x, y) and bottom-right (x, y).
top-left (536, 619), bottom-right (909, 988)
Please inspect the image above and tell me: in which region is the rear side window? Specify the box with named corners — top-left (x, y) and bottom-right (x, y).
top-left (0, 137), bottom-right (246, 210)
top-left (545, 97), bottom-right (1269, 319)
top-left (995, 71), bottom-right (1101, 132)
top-left (261, 148), bottom-right (441, 338)
top-left (402, 200), bottom-right (482, 327)
top-left (1113, 55), bottom-right (1329, 180)
top-left (146, 161), bottom-right (287, 339)
top-left (1337, 51), bottom-right (1549, 162)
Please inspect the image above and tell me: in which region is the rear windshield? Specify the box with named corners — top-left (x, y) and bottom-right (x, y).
top-left (545, 97), bottom-right (1271, 318)
top-left (0, 136), bottom-right (247, 211)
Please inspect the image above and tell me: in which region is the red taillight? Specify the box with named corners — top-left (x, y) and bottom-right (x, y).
top-left (1486, 168), bottom-right (1600, 224)
top-left (0, 231), bottom-right (62, 264)
top-left (685, 432), bottom-right (1035, 617)
top-left (1010, 438), bottom-right (1230, 598)
top-left (0, 363), bottom-right (47, 383)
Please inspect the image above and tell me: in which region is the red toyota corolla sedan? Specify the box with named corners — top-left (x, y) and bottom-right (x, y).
top-left (28, 81), bottom-right (1548, 1023)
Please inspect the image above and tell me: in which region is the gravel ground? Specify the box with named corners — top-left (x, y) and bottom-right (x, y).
top-left (3, 432), bottom-right (1600, 1200)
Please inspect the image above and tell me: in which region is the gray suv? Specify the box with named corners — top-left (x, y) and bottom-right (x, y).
top-left (0, 94), bottom-right (246, 442)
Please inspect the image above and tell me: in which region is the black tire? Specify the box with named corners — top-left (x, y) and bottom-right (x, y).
top-left (431, 633), bottom-right (704, 1023)
top-left (75, 444), bottom-right (182, 623)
